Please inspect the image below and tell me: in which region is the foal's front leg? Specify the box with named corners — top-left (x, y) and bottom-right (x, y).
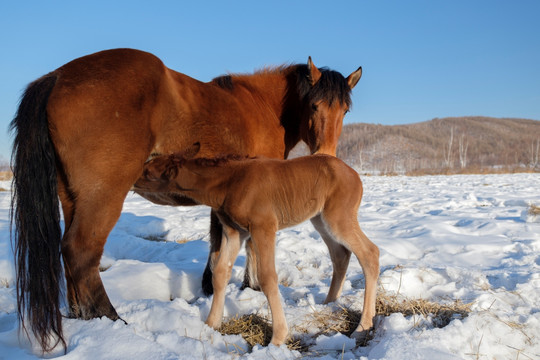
top-left (205, 224), bottom-right (242, 329)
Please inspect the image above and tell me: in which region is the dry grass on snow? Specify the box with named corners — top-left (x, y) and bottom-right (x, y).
top-left (529, 204), bottom-right (540, 216)
top-left (0, 171), bottom-right (12, 181)
top-left (218, 290), bottom-right (472, 354)
top-left (0, 171), bottom-right (11, 192)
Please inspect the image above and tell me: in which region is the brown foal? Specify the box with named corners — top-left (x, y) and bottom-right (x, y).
top-left (134, 143), bottom-right (379, 346)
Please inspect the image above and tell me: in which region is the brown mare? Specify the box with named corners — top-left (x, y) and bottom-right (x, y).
top-left (10, 48), bottom-right (362, 351)
top-left (134, 143), bottom-right (379, 346)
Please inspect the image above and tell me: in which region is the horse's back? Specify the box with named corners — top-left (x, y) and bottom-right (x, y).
top-left (49, 48), bottom-right (166, 127)
top-left (46, 49), bottom-right (170, 190)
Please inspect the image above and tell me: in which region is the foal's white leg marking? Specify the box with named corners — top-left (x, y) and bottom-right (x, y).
top-left (205, 225), bottom-right (242, 329)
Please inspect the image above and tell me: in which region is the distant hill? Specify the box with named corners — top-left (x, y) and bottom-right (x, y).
top-left (336, 117), bottom-right (540, 174)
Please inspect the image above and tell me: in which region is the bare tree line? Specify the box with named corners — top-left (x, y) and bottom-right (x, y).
top-left (337, 117), bottom-right (540, 174)
top-left (0, 156), bottom-right (10, 172)
top-left (1, 117), bottom-right (538, 176)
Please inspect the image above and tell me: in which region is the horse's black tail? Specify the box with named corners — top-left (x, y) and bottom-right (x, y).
top-left (9, 73), bottom-right (66, 352)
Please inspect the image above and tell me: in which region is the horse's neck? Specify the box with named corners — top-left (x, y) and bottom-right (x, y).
top-left (233, 69), bottom-right (304, 154)
top-left (173, 68), bottom-right (302, 155)
top-left (226, 72), bottom-right (289, 117)
top-left (180, 163), bottom-right (236, 209)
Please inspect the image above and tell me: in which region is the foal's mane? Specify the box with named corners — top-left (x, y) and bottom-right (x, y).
top-left (173, 154), bottom-right (252, 168)
top-left (211, 63), bottom-right (352, 107)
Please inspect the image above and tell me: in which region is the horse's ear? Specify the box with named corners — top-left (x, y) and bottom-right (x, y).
top-left (307, 56), bottom-right (322, 86)
top-left (347, 66), bottom-right (362, 89)
top-left (183, 142), bottom-right (201, 159)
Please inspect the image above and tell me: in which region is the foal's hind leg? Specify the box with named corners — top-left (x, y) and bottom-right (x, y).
top-left (321, 213), bottom-right (379, 340)
top-left (311, 216), bottom-right (352, 304)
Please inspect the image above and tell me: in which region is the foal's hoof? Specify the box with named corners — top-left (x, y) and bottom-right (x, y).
top-left (351, 326), bottom-right (374, 346)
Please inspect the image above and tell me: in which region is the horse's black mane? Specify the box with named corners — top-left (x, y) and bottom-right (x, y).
top-left (211, 63), bottom-right (352, 108)
top-left (295, 64), bottom-right (352, 108)
top-left (211, 75), bottom-right (234, 90)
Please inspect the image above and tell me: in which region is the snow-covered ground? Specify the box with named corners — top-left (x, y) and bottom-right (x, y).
top-left (0, 173), bottom-right (539, 359)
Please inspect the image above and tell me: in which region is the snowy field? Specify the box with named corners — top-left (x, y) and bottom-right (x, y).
top-left (0, 173), bottom-right (539, 359)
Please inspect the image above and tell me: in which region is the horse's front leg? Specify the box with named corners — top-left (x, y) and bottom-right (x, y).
top-left (205, 224), bottom-right (242, 329)
top-left (241, 238), bottom-right (260, 291)
top-left (202, 211), bottom-right (222, 296)
top-left (251, 225), bottom-right (288, 346)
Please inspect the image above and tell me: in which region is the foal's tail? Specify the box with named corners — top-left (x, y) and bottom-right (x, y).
top-left (10, 73), bottom-right (66, 352)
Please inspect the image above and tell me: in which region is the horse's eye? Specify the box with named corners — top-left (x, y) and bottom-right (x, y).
top-left (311, 103), bottom-right (318, 111)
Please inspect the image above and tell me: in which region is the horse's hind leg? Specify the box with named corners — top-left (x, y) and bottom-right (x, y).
top-left (61, 185), bottom-right (129, 320)
top-left (56, 175), bottom-right (78, 317)
top-left (241, 238), bottom-right (260, 291)
top-left (311, 216), bottom-right (352, 304)
top-left (58, 147), bottom-right (145, 320)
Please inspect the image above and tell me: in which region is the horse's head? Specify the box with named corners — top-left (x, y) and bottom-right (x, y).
top-left (134, 143), bottom-right (201, 192)
top-left (298, 57), bottom-right (362, 156)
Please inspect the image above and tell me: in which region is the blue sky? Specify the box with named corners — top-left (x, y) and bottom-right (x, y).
top-left (1, 0), bottom-right (539, 161)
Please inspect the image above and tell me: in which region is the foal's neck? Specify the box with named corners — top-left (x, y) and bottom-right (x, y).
top-left (180, 162), bottom-right (238, 209)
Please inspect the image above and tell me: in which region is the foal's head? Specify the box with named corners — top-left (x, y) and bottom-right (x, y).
top-left (135, 143), bottom-right (201, 193)
top-left (296, 57), bottom-right (362, 156)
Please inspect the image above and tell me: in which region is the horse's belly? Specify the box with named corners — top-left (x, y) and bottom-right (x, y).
top-left (134, 190), bottom-right (199, 207)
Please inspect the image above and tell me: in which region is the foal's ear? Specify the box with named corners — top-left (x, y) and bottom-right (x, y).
top-left (183, 142), bottom-right (201, 159)
top-left (307, 56), bottom-right (322, 86)
top-left (163, 162), bottom-right (179, 181)
top-left (142, 166), bottom-right (162, 182)
top-left (346, 66), bottom-right (362, 89)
